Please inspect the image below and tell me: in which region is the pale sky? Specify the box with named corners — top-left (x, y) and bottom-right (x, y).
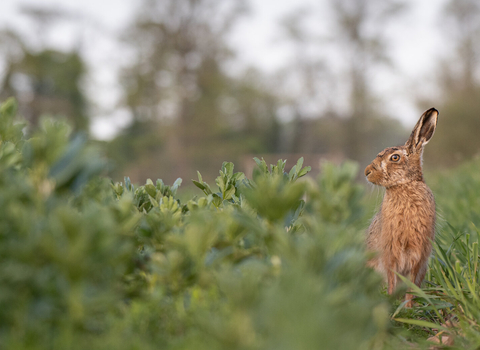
top-left (0, 0), bottom-right (448, 139)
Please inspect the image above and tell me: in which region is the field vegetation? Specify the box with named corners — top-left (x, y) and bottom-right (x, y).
top-left (1, 97), bottom-right (480, 349)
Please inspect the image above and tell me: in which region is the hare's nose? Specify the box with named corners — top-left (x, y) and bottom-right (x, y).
top-left (365, 165), bottom-right (373, 177)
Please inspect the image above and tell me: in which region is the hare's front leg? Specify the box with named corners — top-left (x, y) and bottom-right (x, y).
top-left (405, 295), bottom-right (414, 308)
top-left (386, 268), bottom-right (398, 295)
top-left (405, 261), bottom-right (428, 307)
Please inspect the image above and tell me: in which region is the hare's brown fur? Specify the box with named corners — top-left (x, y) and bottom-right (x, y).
top-left (365, 108), bottom-right (438, 307)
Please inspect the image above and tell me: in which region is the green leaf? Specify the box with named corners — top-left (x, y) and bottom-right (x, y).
top-left (223, 185), bottom-right (236, 201)
top-left (124, 177), bottom-right (133, 191)
top-left (172, 178), bottom-right (182, 190)
top-left (193, 180), bottom-right (206, 191)
top-left (198, 197), bottom-right (208, 208)
top-left (232, 172), bottom-right (246, 181)
top-left (149, 194), bottom-right (159, 207)
top-left (394, 318), bottom-right (447, 330)
top-left (253, 157), bottom-right (268, 173)
top-left (156, 179), bottom-right (165, 191)
top-left (288, 165), bottom-right (297, 180)
top-left (193, 179), bottom-right (212, 195)
top-left (223, 162), bottom-right (234, 177)
top-left (145, 183), bottom-right (157, 198)
top-left (297, 166), bottom-right (311, 178)
top-left (216, 176), bottom-right (225, 193)
top-left (296, 157), bottom-right (304, 172)
top-left (211, 193), bottom-right (222, 208)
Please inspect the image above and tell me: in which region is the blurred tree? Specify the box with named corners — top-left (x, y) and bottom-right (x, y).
top-left (440, 0), bottom-right (480, 93)
top-left (0, 6), bottom-right (89, 131)
top-left (0, 49), bottom-right (89, 131)
top-left (275, 1), bottom-right (406, 164)
top-left (330, 0), bottom-right (407, 162)
top-left (276, 8), bottom-right (331, 154)
top-left (419, 0), bottom-right (480, 166)
top-left (116, 0), bottom-right (281, 183)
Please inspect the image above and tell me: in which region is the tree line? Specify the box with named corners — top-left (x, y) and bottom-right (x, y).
top-left (1, 0), bottom-right (479, 183)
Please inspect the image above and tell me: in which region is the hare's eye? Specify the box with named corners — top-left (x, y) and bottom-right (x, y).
top-left (390, 154), bottom-right (400, 162)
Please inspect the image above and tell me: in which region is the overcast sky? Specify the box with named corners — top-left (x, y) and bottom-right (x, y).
top-left (0, 0), bottom-right (448, 139)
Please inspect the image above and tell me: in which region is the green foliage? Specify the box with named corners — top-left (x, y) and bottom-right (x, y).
top-left (6, 96), bottom-right (480, 349)
top-left (310, 161), bottom-right (365, 225)
top-left (0, 98), bottom-right (25, 144)
top-left (193, 161), bottom-right (246, 208)
top-left (108, 155), bottom-right (390, 350)
top-left (0, 99), bottom-right (135, 348)
top-left (0, 98), bottom-right (396, 349)
top-left (252, 156), bottom-right (311, 182)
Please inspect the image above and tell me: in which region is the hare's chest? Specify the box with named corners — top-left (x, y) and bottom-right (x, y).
top-left (380, 190), bottom-right (435, 246)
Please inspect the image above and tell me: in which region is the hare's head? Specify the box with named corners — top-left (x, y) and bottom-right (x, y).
top-left (364, 108), bottom-right (438, 188)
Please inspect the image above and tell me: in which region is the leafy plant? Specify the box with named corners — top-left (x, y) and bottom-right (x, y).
top-left (4, 97), bottom-right (480, 349)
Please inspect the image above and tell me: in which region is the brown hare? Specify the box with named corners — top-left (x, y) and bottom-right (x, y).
top-left (364, 108), bottom-right (438, 307)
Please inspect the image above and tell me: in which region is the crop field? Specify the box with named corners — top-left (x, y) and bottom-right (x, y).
top-left (1, 97), bottom-right (479, 349)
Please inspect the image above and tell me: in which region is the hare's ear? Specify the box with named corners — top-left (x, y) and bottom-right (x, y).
top-left (405, 108), bottom-right (438, 153)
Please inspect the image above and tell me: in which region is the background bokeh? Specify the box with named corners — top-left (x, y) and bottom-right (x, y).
top-left (1, 0), bottom-right (479, 184)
